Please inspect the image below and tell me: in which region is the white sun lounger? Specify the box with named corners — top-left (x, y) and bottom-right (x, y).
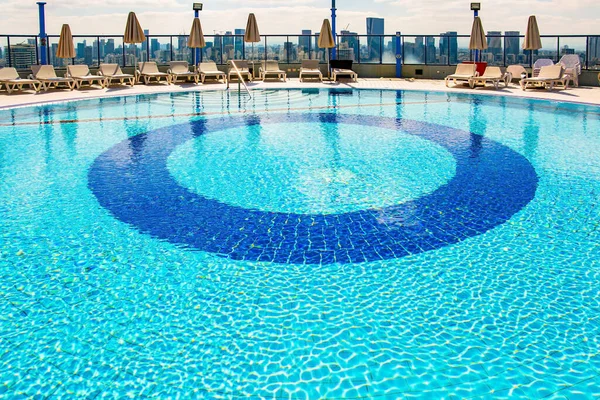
top-left (66, 65), bottom-right (107, 89)
top-left (168, 61), bottom-right (199, 84)
top-left (520, 65), bottom-right (568, 91)
top-left (260, 61), bottom-right (287, 82)
top-left (30, 65), bottom-right (76, 91)
top-left (0, 67), bottom-right (41, 94)
top-left (445, 63), bottom-right (478, 87)
top-left (469, 66), bottom-right (510, 89)
top-left (136, 62), bottom-right (171, 85)
top-left (98, 64), bottom-right (135, 87)
top-left (197, 62), bottom-right (227, 84)
top-left (228, 60), bottom-right (253, 82)
top-left (299, 60), bottom-right (322, 82)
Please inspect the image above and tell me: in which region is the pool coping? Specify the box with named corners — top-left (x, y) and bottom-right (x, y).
top-left (1, 78), bottom-right (599, 111)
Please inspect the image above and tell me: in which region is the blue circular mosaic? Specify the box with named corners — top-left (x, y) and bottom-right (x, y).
top-left (88, 113), bottom-right (538, 264)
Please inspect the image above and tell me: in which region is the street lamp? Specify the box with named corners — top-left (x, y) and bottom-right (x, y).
top-left (470, 2), bottom-right (480, 18)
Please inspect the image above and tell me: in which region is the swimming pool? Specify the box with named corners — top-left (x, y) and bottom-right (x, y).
top-left (1, 89), bottom-right (599, 398)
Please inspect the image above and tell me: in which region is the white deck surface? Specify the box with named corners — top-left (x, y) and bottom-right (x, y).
top-left (1, 78), bottom-right (599, 109)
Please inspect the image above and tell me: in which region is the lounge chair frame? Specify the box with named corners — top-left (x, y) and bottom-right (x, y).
top-left (30, 65), bottom-right (76, 91)
top-left (260, 61), bottom-right (287, 82)
top-left (520, 65), bottom-right (569, 91)
top-left (227, 60), bottom-right (253, 83)
top-left (299, 60), bottom-right (322, 82)
top-left (136, 62), bottom-right (171, 85)
top-left (168, 61), bottom-right (199, 84)
top-left (445, 63), bottom-right (478, 87)
top-left (468, 67), bottom-right (510, 90)
top-left (197, 62), bottom-right (227, 84)
top-left (0, 67), bottom-right (41, 94)
top-left (98, 64), bottom-right (136, 87)
top-left (66, 65), bottom-right (107, 89)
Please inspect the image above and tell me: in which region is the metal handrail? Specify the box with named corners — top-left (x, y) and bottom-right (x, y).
top-left (227, 60), bottom-right (252, 99)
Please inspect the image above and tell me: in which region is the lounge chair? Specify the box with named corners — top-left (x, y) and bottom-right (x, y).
top-left (30, 65), bottom-right (76, 91)
top-left (469, 66), bottom-right (510, 89)
top-left (227, 60), bottom-right (252, 82)
top-left (136, 62), bottom-right (171, 85)
top-left (445, 63), bottom-right (478, 87)
top-left (66, 65), bottom-right (107, 89)
top-left (168, 61), bottom-right (199, 84)
top-left (259, 61), bottom-right (286, 82)
top-left (330, 60), bottom-right (358, 82)
top-left (506, 65), bottom-right (529, 83)
top-left (299, 60), bottom-right (322, 82)
top-left (0, 67), bottom-right (41, 94)
top-left (197, 62), bottom-right (227, 84)
top-left (98, 64), bottom-right (135, 87)
top-left (532, 58), bottom-right (554, 77)
top-left (520, 65), bottom-right (568, 91)
top-left (559, 54), bottom-right (582, 87)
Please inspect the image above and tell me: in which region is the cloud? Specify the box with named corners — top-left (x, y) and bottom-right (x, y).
top-left (0, 0), bottom-right (598, 35)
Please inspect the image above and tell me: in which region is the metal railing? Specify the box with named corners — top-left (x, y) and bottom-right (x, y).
top-left (1, 33), bottom-right (599, 71)
top-left (227, 60), bottom-right (252, 99)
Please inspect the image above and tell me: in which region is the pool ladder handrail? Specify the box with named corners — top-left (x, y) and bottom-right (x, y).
top-left (227, 60), bottom-right (252, 100)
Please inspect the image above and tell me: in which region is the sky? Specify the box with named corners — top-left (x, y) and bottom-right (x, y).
top-left (0, 0), bottom-right (598, 36)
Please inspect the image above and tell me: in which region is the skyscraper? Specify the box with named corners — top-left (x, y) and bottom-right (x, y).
top-left (589, 36), bottom-right (600, 64)
top-left (505, 31), bottom-right (520, 57)
top-left (299, 30), bottom-right (311, 53)
top-left (487, 31), bottom-right (502, 55)
top-left (10, 43), bottom-right (37, 69)
top-left (439, 32), bottom-right (458, 64)
top-left (234, 29), bottom-right (245, 58)
top-left (366, 18), bottom-right (384, 61)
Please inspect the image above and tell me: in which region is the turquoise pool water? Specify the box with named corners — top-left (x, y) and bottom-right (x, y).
top-left (1, 89), bottom-right (599, 398)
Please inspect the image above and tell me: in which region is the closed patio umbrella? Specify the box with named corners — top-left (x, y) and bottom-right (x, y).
top-left (523, 16), bottom-right (542, 66)
top-left (318, 19), bottom-right (335, 79)
top-left (188, 17), bottom-right (206, 65)
top-left (56, 24), bottom-right (75, 65)
top-left (124, 12), bottom-right (146, 65)
top-left (469, 16), bottom-right (487, 62)
top-left (244, 13), bottom-right (260, 76)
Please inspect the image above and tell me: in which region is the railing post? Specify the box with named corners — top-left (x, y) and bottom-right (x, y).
top-left (357, 36), bottom-right (361, 64)
top-left (97, 36), bottom-right (101, 67)
top-left (6, 36), bottom-right (11, 67)
top-left (395, 32), bottom-right (402, 78)
top-left (170, 36), bottom-right (173, 62)
top-left (286, 35), bottom-right (290, 64)
top-left (122, 37), bottom-right (126, 67)
top-left (331, 0), bottom-right (337, 60)
top-left (379, 36), bottom-right (383, 64)
top-left (37, 2), bottom-right (47, 65)
top-left (585, 36), bottom-right (589, 70)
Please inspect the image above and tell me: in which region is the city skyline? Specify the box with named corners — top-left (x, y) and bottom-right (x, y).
top-left (1, 1), bottom-right (599, 37)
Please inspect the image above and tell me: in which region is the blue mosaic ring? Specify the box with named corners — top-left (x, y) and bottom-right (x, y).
top-left (88, 113), bottom-right (538, 264)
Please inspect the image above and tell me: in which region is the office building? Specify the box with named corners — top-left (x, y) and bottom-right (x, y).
top-left (10, 43), bottom-right (37, 69)
top-left (366, 17), bottom-right (384, 61)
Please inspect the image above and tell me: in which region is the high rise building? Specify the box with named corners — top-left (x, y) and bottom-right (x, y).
top-left (487, 31), bottom-right (502, 55)
top-left (84, 46), bottom-right (93, 65)
top-left (77, 42), bottom-right (86, 59)
top-left (234, 29), bottom-right (245, 58)
top-left (366, 17), bottom-right (384, 61)
top-left (299, 30), bottom-right (312, 53)
top-left (425, 37), bottom-right (436, 63)
top-left (151, 39), bottom-right (160, 59)
top-left (504, 31), bottom-right (520, 57)
top-left (10, 43), bottom-right (37, 69)
top-left (105, 39), bottom-right (115, 55)
top-left (440, 32), bottom-right (458, 64)
top-left (339, 30), bottom-right (358, 61)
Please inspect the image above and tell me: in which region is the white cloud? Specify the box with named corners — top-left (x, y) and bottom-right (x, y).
top-left (0, 0), bottom-right (598, 35)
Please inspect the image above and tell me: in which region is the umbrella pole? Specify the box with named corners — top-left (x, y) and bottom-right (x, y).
top-left (327, 49), bottom-right (330, 81)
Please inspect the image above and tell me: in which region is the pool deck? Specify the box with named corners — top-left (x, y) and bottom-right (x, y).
top-left (1, 78), bottom-right (599, 109)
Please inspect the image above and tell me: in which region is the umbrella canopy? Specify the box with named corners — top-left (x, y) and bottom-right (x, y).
top-left (318, 19), bottom-right (335, 49)
top-left (244, 13), bottom-right (260, 43)
top-left (187, 17), bottom-right (206, 48)
top-left (469, 17), bottom-right (488, 51)
top-left (523, 15), bottom-right (542, 50)
top-left (56, 24), bottom-right (75, 59)
top-left (124, 11), bottom-right (146, 44)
